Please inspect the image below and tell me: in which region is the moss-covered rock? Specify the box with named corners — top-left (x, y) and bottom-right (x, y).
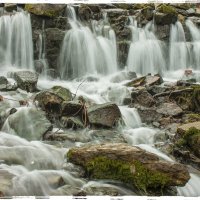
top-left (67, 143), bottom-right (190, 194)
top-left (34, 86), bottom-right (72, 115)
top-left (25, 4), bottom-right (66, 18)
top-left (157, 5), bottom-right (177, 15)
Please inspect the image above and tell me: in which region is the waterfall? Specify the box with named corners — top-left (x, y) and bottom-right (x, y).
top-left (169, 21), bottom-right (190, 71)
top-left (58, 6), bottom-right (118, 80)
top-left (186, 19), bottom-right (200, 70)
top-left (127, 17), bottom-right (166, 75)
top-left (0, 11), bottom-right (34, 70)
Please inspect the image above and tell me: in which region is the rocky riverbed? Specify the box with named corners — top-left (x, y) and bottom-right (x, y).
top-left (0, 2), bottom-right (200, 197)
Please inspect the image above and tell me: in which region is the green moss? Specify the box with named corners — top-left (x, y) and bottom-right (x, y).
top-left (176, 127), bottom-right (200, 148)
top-left (25, 4), bottom-right (60, 17)
top-left (51, 86), bottom-right (72, 101)
top-left (85, 156), bottom-right (170, 193)
top-left (186, 113), bottom-right (200, 122)
top-left (157, 5), bottom-right (177, 15)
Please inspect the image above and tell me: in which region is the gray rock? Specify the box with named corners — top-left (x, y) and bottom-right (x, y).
top-left (13, 71), bottom-right (38, 92)
top-left (156, 103), bottom-right (183, 117)
top-left (88, 103), bottom-right (122, 128)
top-left (0, 76), bottom-right (8, 85)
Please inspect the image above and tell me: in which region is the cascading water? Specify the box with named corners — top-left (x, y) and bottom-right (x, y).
top-left (186, 19), bottom-right (200, 70)
top-left (0, 11), bottom-right (34, 70)
top-left (127, 17), bottom-right (166, 75)
top-left (58, 6), bottom-right (118, 79)
top-left (1, 4), bottom-right (200, 197)
top-left (169, 21), bottom-right (190, 71)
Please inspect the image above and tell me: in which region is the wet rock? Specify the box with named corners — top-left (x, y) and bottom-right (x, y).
top-left (156, 103), bottom-right (183, 117)
top-left (132, 90), bottom-right (156, 107)
top-left (175, 124), bottom-right (200, 164)
top-left (83, 186), bottom-right (120, 196)
top-left (78, 5), bottom-right (92, 21)
top-left (141, 6), bottom-right (154, 20)
top-left (155, 5), bottom-right (178, 25)
top-left (13, 71), bottom-right (38, 92)
top-left (169, 87), bottom-right (200, 112)
top-left (46, 69), bottom-right (60, 79)
top-left (0, 76), bottom-right (8, 85)
top-left (117, 41), bottom-right (130, 67)
top-left (25, 4), bottom-right (66, 17)
top-left (34, 60), bottom-right (45, 74)
top-left (4, 3), bottom-right (17, 12)
top-left (136, 106), bottom-right (161, 124)
top-left (61, 116), bottom-right (84, 129)
top-left (67, 143), bottom-right (190, 193)
top-left (2, 107), bottom-right (52, 140)
top-left (61, 101), bottom-right (83, 117)
top-left (147, 85), bottom-right (171, 96)
top-left (88, 103), bottom-right (122, 128)
top-left (35, 86), bottom-right (72, 115)
top-left (126, 75), bottom-right (163, 88)
top-left (187, 8), bottom-right (195, 16)
top-left (156, 25), bottom-right (171, 41)
top-left (177, 122), bottom-right (200, 136)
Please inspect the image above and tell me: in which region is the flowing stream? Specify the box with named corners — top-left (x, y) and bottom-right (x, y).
top-left (0, 6), bottom-right (200, 197)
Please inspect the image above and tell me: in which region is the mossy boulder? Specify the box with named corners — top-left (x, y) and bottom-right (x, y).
top-left (169, 86), bottom-right (200, 112)
top-left (25, 4), bottom-right (66, 18)
top-left (155, 5), bottom-right (178, 25)
top-left (88, 103), bottom-right (122, 128)
top-left (67, 143), bottom-right (190, 194)
top-left (176, 123), bottom-right (200, 157)
top-left (34, 86), bottom-right (72, 115)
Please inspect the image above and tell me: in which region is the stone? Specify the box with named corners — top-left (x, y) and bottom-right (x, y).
top-left (25, 4), bottom-right (66, 17)
top-left (0, 76), bottom-right (8, 85)
top-left (141, 6), bottom-right (154, 20)
top-left (67, 143), bottom-right (190, 193)
top-left (61, 101), bottom-right (83, 117)
top-left (132, 90), bottom-right (156, 107)
top-left (78, 5), bottom-right (92, 21)
top-left (155, 12), bottom-right (177, 25)
top-left (187, 8), bottom-right (195, 16)
top-left (110, 71), bottom-right (136, 83)
top-left (169, 87), bottom-right (200, 112)
top-left (13, 71), bottom-right (38, 92)
top-left (176, 124), bottom-right (200, 159)
top-left (156, 103), bottom-right (183, 117)
top-left (177, 122), bottom-right (200, 136)
top-left (88, 103), bottom-right (122, 128)
top-left (2, 107), bottom-right (52, 140)
top-left (4, 4), bottom-right (17, 12)
top-left (61, 116), bottom-right (84, 129)
top-left (34, 86), bottom-right (72, 115)
top-left (146, 74), bottom-right (163, 86)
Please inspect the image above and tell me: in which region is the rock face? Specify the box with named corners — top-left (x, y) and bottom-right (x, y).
top-left (2, 108), bottom-right (52, 140)
top-left (25, 4), bottom-right (66, 17)
top-left (67, 143), bottom-right (190, 193)
top-left (13, 71), bottom-right (38, 92)
top-left (88, 103), bottom-right (122, 128)
top-left (34, 86), bottom-right (72, 115)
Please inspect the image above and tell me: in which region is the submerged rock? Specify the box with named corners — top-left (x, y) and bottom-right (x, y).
top-left (2, 107), bottom-right (52, 140)
top-left (67, 143), bottom-right (190, 193)
top-left (61, 116), bottom-right (84, 129)
top-left (0, 76), bottom-right (17, 92)
top-left (88, 103), bottom-right (122, 128)
top-left (35, 86), bottom-right (72, 115)
top-left (13, 71), bottom-right (38, 92)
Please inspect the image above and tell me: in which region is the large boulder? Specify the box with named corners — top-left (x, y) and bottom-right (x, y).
top-left (67, 143), bottom-right (190, 193)
top-left (34, 86), bottom-right (72, 115)
top-left (2, 107), bottom-right (52, 140)
top-left (88, 103), bottom-right (122, 128)
top-left (13, 71), bottom-right (38, 92)
top-left (155, 5), bottom-right (178, 25)
top-left (25, 4), bottom-right (66, 17)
